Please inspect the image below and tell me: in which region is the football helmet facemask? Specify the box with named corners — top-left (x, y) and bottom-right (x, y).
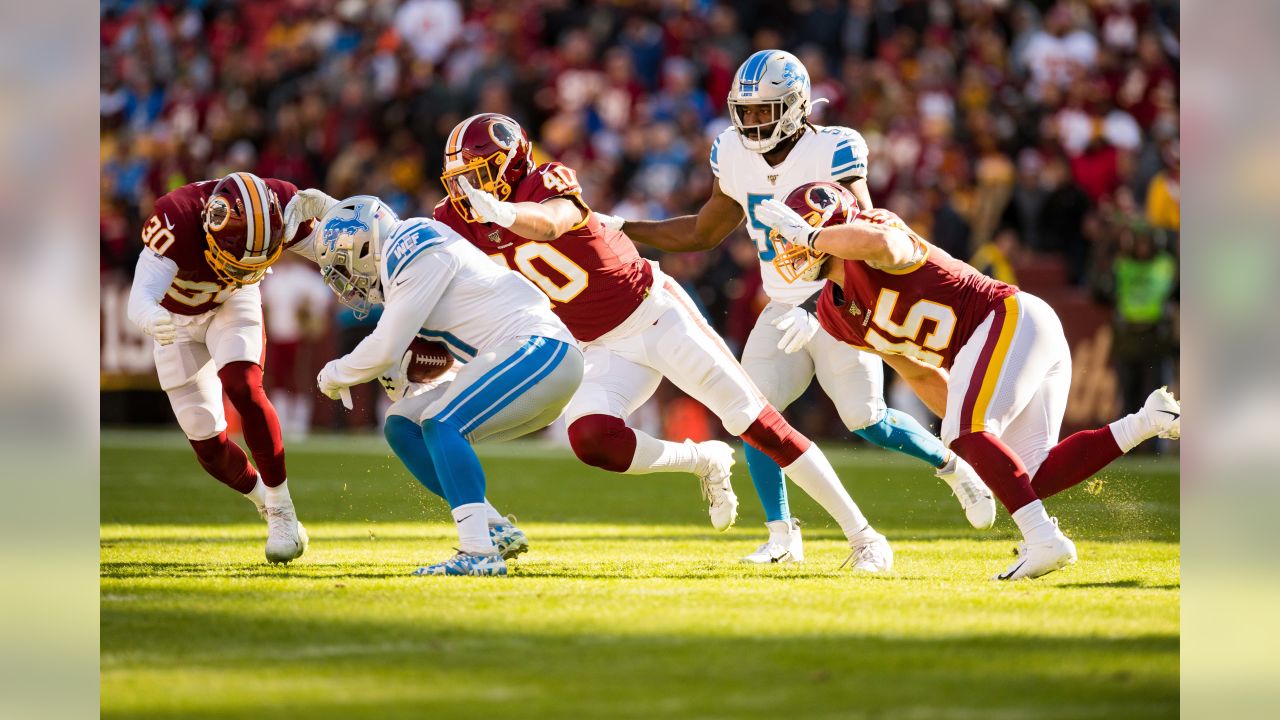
top-left (201, 172), bottom-right (285, 286)
top-left (727, 50), bottom-right (813, 154)
top-left (771, 182), bottom-right (859, 284)
top-left (314, 195), bottom-right (399, 320)
top-left (440, 113), bottom-right (533, 223)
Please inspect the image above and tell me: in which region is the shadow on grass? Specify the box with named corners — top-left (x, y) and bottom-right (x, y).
top-left (1059, 579), bottom-right (1180, 590)
top-left (101, 604), bottom-right (1178, 720)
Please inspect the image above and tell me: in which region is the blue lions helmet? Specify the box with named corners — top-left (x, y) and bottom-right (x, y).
top-left (727, 50), bottom-right (813, 153)
top-left (315, 195), bottom-right (399, 319)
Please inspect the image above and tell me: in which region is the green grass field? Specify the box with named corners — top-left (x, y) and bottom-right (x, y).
top-left (101, 429), bottom-right (1179, 719)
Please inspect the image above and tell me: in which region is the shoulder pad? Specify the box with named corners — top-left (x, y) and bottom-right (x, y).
top-left (384, 219), bottom-right (448, 283)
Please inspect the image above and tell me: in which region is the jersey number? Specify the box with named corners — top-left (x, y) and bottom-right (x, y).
top-left (141, 215), bottom-right (177, 255)
top-left (745, 193), bottom-right (776, 261)
top-left (541, 166), bottom-right (580, 194)
top-left (491, 243), bottom-right (588, 304)
top-left (166, 278), bottom-right (235, 308)
top-left (864, 289), bottom-right (956, 367)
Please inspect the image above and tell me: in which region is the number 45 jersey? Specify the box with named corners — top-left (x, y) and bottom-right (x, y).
top-left (815, 209), bottom-right (1018, 370)
top-left (712, 124), bottom-right (869, 306)
top-left (433, 162), bottom-right (654, 342)
top-left (142, 178), bottom-right (310, 316)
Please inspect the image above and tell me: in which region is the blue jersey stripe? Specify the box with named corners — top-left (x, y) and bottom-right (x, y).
top-left (434, 339), bottom-right (539, 424)
top-left (419, 330), bottom-right (477, 359)
top-left (459, 339), bottom-right (568, 435)
top-left (831, 145), bottom-right (856, 171)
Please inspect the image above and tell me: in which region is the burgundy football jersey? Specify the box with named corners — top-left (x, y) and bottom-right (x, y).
top-left (141, 178), bottom-right (306, 316)
top-left (816, 239), bottom-right (1018, 370)
top-left (434, 162), bottom-right (653, 342)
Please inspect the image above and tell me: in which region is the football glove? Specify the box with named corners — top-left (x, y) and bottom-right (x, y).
top-left (772, 306), bottom-right (820, 354)
top-left (593, 212), bottom-right (625, 232)
top-left (137, 304), bottom-right (177, 346)
top-left (756, 198), bottom-right (820, 249)
top-left (316, 360), bottom-right (348, 401)
top-left (283, 188), bottom-right (339, 242)
top-left (458, 176), bottom-right (517, 228)
top-left (377, 350), bottom-right (412, 402)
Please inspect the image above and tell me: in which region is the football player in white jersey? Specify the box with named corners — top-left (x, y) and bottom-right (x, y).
top-left (306, 195), bottom-right (585, 577)
top-left (603, 50), bottom-right (995, 564)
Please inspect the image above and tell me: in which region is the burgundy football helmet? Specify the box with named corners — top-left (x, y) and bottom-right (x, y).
top-left (771, 181), bottom-right (860, 283)
top-left (440, 113), bottom-right (534, 222)
top-left (201, 172), bottom-right (285, 285)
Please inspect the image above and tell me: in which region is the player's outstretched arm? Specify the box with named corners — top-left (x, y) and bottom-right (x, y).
top-left (757, 198), bottom-right (917, 267)
top-left (880, 352), bottom-right (949, 418)
top-left (620, 179), bottom-right (744, 253)
top-left (506, 198), bottom-right (587, 242)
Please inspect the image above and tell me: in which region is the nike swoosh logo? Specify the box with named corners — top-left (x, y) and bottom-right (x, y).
top-left (163, 213), bottom-right (175, 230)
top-left (771, 551), bottom-right (792, 563)
top-left (1156, 409), bottom-right (1180, 420)
top-left (455, 514), bottom-right (474, 524)
top-left (999, 559), bottom-right (1027, 580)
top-left (394, 277), bottom-right (412, 287)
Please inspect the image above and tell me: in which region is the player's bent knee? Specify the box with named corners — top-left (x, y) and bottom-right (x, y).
top-left (176, 405), bottom-right (224, 441)
top-left (217, 361), bottom-right (265, 404)
top-left (841, 406), bottom-right (886, 434)
top-left (567, 414), bottom-right (636, 473)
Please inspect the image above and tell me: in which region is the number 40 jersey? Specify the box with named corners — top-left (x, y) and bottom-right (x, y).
top-left (433, 161), bottom-right (654, 343)
top-left (712, 124), bottom-right (869, 306)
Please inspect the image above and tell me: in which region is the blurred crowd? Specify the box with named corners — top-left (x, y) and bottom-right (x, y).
top-left (101, 0), bottom-right (1180, 433)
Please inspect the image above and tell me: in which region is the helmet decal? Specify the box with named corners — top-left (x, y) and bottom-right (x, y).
top-left (321, 203), bottom-right (371, 251)
top-left (489, 121), bottom-right (518, 149)
top-left (206, 196), bottom-right (232, 231)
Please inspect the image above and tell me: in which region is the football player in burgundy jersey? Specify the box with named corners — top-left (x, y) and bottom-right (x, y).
top-left (433, 113), bottom-right (894, 570)
top-left (757, 182), bottom-right (1182, 580)
top-left (127, 172), bottom-right (325, 563)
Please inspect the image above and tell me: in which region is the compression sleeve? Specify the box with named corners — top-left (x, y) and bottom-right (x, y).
top-left (127, 250), bottom-right (179, 327)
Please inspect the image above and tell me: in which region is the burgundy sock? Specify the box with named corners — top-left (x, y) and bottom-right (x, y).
top-left (740, 405), bottom-right (810, 468)
top-left (189, 432), bottom-right (259, 494)
top-left (567, 414), bottom-right (637, 473)
top-left (218, 361), bottom-right (287, 487)
top-left (949, 431), bottom-right (1039, 514)
top-left (1030, 427), bottom-right (1124, 498)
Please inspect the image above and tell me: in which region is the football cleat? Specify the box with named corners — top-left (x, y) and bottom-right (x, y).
top-left (264, 504), bottom-right (308, 564)
top-left (937, 456), bottom-right (997, 530)
top-left (996, 521), bottom-right (1077, 581)
top-left (694, 440), bottom-right (738, 531)
top-left (489, 516), bottom-right (529, 560)
top-left (412, 551), bottom-right (507, 577)
top-left (840, 532), bottom-right (894, 573)
top-left (1143, 386), bottom-right (1181, 440)
top-left (740, 518), bottom-right (804, 564)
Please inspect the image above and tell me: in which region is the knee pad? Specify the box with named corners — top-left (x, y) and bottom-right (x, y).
top-left (567, 414), bottom-right (636, 473)
top-left (176, 404), bottom-right (223, 441)
top-left (839, 405), bottom-right (886, 433)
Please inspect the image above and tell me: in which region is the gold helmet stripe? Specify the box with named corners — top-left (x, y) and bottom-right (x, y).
top-left (444, 114), bottom-right (480, 171)
top-left (234, 172), bottom-right (267, 256)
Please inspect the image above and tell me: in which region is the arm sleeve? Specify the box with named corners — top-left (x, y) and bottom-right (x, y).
top-left (127, 250), bottom-right (179, 327)
top-left (287, 224), bottom-right (321, 263)
top-left (324, 252), bottom-right (459, 386)
top-left (709, 135), bottom-right (723, 179)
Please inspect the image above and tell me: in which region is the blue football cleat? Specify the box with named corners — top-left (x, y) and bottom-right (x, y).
top-left (412, 551), bottom-right (507, 577)
top-left (489, 515), bottom-right (529, 560)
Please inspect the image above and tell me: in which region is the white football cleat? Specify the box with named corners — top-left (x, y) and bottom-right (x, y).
top-left (937, 456), bottom-right (997, 529)
top-left (996, 523), bottom-right (1077, 581)
top-left (264, 504), bottom-right (308, 564)
top-left (741, 518), bottom-right (804, 563)
top-left (693, 440), bottom-right (738, 531)
top-left (1142, 386), bottom-right (1181, 440)
top-left (841, 532), bottom-right (893, 573)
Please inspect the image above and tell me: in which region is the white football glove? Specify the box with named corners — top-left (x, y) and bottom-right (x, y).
top-left (377, 350), bottom-right (413, 402)
top-left (459, 176), bottom-right (517, 228)
top-left (772, 306), bottom-right (820, 354)
top-left (283, 188), bottom-right (339, 242)
top-left (593, 212), bottom-right (625, 232)
top-left (137, 304), bottom-right (177, 346)
top-left (756, 198), bottom-right (820, 249)
top-left (316, 360), bottom-right (348, 401)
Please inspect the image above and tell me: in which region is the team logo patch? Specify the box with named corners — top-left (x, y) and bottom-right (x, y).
top-left (768, 174), bottom-right (778, 185)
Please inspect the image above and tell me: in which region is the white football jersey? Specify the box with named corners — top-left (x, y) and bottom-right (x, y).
top-left (325, 217), bottom-right (572, 386)
top-left (712, 124), bottom-right (869, 305)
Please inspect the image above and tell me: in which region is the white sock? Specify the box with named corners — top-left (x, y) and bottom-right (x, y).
top-left (264, 479), bottom-right (292, 508)
top-left (244, 476), bottom-right (267, 509)
top-left (1108, 411), bottom-right (1151, 453)
top-left (453, 503), bottom-right (496, 554)
top-left (625, 431), bottom-right (701, 474)
top-left (765, 519), bottom-right (793, 545)
top-left (1011, 500), bottom-right (1056, 543)
top-left (782, 444), bottom-right (873, 542)
top-left (483, 500), bottom-right (506, 526)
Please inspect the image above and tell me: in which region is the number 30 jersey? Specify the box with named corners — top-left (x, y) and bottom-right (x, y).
top-left (815, 210), bottom-right (1018, 370)
top-left (142, 178), bottom-right (309, 316)
top-left (433, 161), bottom-right (654, 342)
top-left (712, 124), bottom-right (869, 306)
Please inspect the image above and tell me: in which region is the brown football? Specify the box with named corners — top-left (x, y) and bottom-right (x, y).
top-left (404, 338), bottom-right (454, 383)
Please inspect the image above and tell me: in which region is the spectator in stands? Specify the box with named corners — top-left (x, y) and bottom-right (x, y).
top-left (1109, 223), bottom-right (1178, 416)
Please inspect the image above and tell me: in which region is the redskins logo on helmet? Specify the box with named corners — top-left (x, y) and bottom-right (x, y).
top-left (201, 172), bottom-right (285, 286)
top-left (771, 181), bottom-right (859, 284)
top-left (440, 113), bottom-right (533, 223)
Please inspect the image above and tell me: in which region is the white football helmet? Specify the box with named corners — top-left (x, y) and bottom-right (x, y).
top-left (315, 196), bottom-right (399, 319)
top-left (727, 49), bottom-right (812, 153)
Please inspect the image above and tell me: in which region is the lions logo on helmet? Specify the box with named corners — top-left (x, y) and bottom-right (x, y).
top-left (771, 181), bottom-right (860, 284)
top-left (314, 196), bottom-right (399, 319)
top-left (727, 50), bottom-right (814, 154)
